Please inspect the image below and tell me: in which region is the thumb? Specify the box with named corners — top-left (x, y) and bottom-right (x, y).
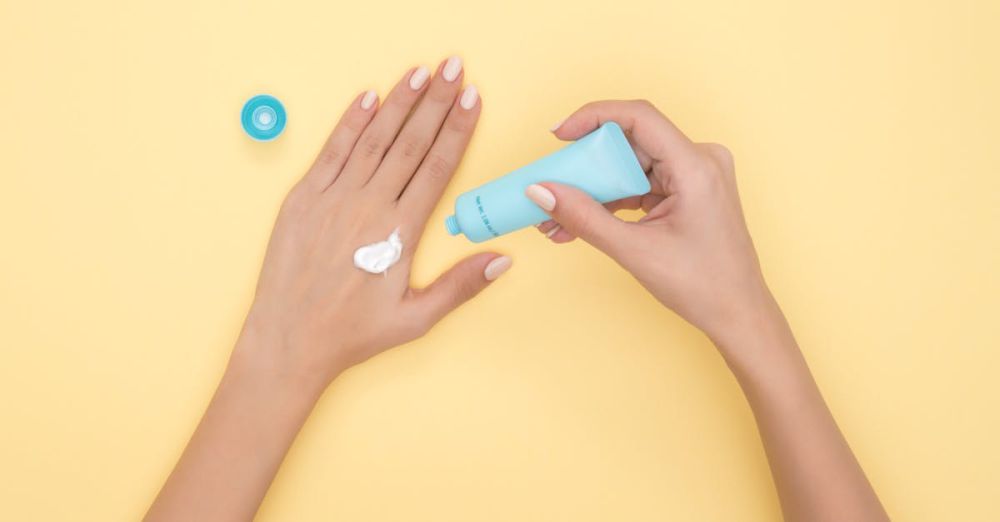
top-left (525, 183), bottom-right (632, 256)
top-left (408, 253), bottom-right (512, 328)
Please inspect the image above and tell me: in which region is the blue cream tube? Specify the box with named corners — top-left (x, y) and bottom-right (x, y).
top-left (445, 122), bottom-right (650, 242)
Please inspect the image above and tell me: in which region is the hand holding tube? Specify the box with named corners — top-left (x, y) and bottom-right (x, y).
top-left (529, 100), bottom-right (766, 347)
top-left (445, 122), bottom-right (649, 242)
top-left (529, 100), bottom-right (890, 522)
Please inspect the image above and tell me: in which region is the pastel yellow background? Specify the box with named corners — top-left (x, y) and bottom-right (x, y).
top-left (2, 0), bottom-right (998, 519)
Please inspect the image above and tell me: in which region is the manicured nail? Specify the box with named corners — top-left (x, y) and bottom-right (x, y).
top-left (484, 256), bottom-right (512, 281)
top-left (360, 90), bottom-right (377, 110)
top-left (409, 66), bottom-right (430, 90)
top-left (550, 118), bottom-right (566, 132)
top-left (545, 224), bottom-right (561, 238)
top-left (525, 184), bottom-right (555, 211)
top-left (460, 85), bottom-right (479, 110)
top-left (442, 56), bottom-right (463, 82)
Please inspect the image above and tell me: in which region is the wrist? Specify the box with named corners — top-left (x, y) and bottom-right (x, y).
top-left (705, 284), bottom-right (802, 379)
top-left (708, 293), bottom-right (821, 420)
top-left (229, 315), bottom-right (340, 406)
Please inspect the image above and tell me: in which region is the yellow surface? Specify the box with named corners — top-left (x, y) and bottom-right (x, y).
top-left (1, 0), bottom-right (998, 519)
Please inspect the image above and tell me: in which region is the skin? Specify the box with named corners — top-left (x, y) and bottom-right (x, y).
top-left (146, 60), bottom-right (889, 521)
top-left (532, 100), bottom-right (890, 522)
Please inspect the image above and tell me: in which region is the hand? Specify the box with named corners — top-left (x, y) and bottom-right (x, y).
top-left (240, 58), bottom-right (511, 389)
top-left (147, 58), bottom-right (516, 522)
top-left (528, 100), bottom-right (769, 345)
top-left (530, 101), bottom-right (890, 522)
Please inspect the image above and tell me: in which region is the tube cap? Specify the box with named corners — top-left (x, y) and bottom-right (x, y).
top-left (241, 94), bottom-right (286, 141)
top-left (444, 215), bottom-right (461, 236)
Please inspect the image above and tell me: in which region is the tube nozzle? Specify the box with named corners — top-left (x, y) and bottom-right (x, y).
top-left (444, 215), bottom-right (461, 236)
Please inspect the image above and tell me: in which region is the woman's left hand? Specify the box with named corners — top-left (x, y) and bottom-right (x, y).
top-left (147, 58), bottom-right (511, 522)
top-left (239, 58), bottom-right (510, 391)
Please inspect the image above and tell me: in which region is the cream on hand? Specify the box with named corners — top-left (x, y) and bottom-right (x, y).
top-left (353, 228), bottom-right (403, 274)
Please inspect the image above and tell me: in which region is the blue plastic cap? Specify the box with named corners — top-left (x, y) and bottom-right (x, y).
top-left (241, 94), bottom-right (286, 141)
top-left (444, 215), bottom-right (461, 236)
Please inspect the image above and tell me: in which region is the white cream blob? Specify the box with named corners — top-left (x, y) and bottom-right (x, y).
top-left (353, 228), bottom-right (403, 274)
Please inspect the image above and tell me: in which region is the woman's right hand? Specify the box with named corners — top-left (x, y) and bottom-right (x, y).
top-left (529, 101), bottom-right (890, 522)
top-left (527, 100), bottom-right (775, 346)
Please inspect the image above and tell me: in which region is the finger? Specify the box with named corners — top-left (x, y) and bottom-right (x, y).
top-left (368, 56), bottom-right (464, 200)
top-left (534, 221), bottom-right (574, 244)
top-left (407, 253), bottom-right (511, 328)
top-left (534, 193), bottom-right (666, 242)
top-left (550, 100), bottom-right (700, 169)
top-left (537, 218), bottom-right (557, 230)
top-left (640, 193), bottom-right (667, 212)
top-left (625, 133), bottom-right (655, 173)
top-left (548, 227), bottom-right (576, 244)
top-left (549, 197), bottom-right (642, 243)
top-left (608, 193), bottom-right (667, 213)
top-left (605, 195), bottom-right (644, 213)
top-left (303, 90), bottom-right (378, 191)
top-left (536, 220), bottom-right (561, 236)
top-left (336, 66), bottom-right (431, 187)
top-left (398, 84), bottom-right (481, 225)
top-left (524, 182), bottom-right (634, 257)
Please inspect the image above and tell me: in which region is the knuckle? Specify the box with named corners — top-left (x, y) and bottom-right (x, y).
top-left (427, 85), bottom-right (455, 104)
top-left (389, 91), bottom-right (415, 109)
top-left (703, 142), bottom-right (734, 167)
top-left (444, 113), bottom-right (474, 134)
top-left (423, 152), bottom-right (453, 181)
top-left (316, 147), bottom-right (341, 167)
top-left (631, 99), bottom-right (658, 115)
top-left (695, 143), bottom-right (735, 187)
top-left (359, 133), bottom-right (383, 158)
top-left (582, 100), bottom-right (610, 112)
top-left (694, 164), bottom-right (727, 194)
top-left (451, 274), bottom-right (481, 301)
top-left (400, 136), bottom-right (428, 159)
top-left (280, 185), bottom-right (311, 215)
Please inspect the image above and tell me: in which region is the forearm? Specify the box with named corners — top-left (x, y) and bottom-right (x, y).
top-left (146, 330), bottom-right (326, 522)
top-left (714, 292), bottom-right (889, 522)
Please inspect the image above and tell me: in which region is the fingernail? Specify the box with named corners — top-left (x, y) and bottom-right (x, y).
top-left (484, 256), bottom-right (513, 281)
top-left (360, 90), bottom-right (377, 110)
top-left (545, 224), bottom-right (561, 238)
top-left (525, 184), bottom-right (556, 211)
top-left (460, 85), bottom-right (479, 110)
top-left (550, 118), bottom-right (566, 132)
top-left (442, 56), bottom-right (463, 82)
top-left (409, 66), bottom-right (430, 90)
